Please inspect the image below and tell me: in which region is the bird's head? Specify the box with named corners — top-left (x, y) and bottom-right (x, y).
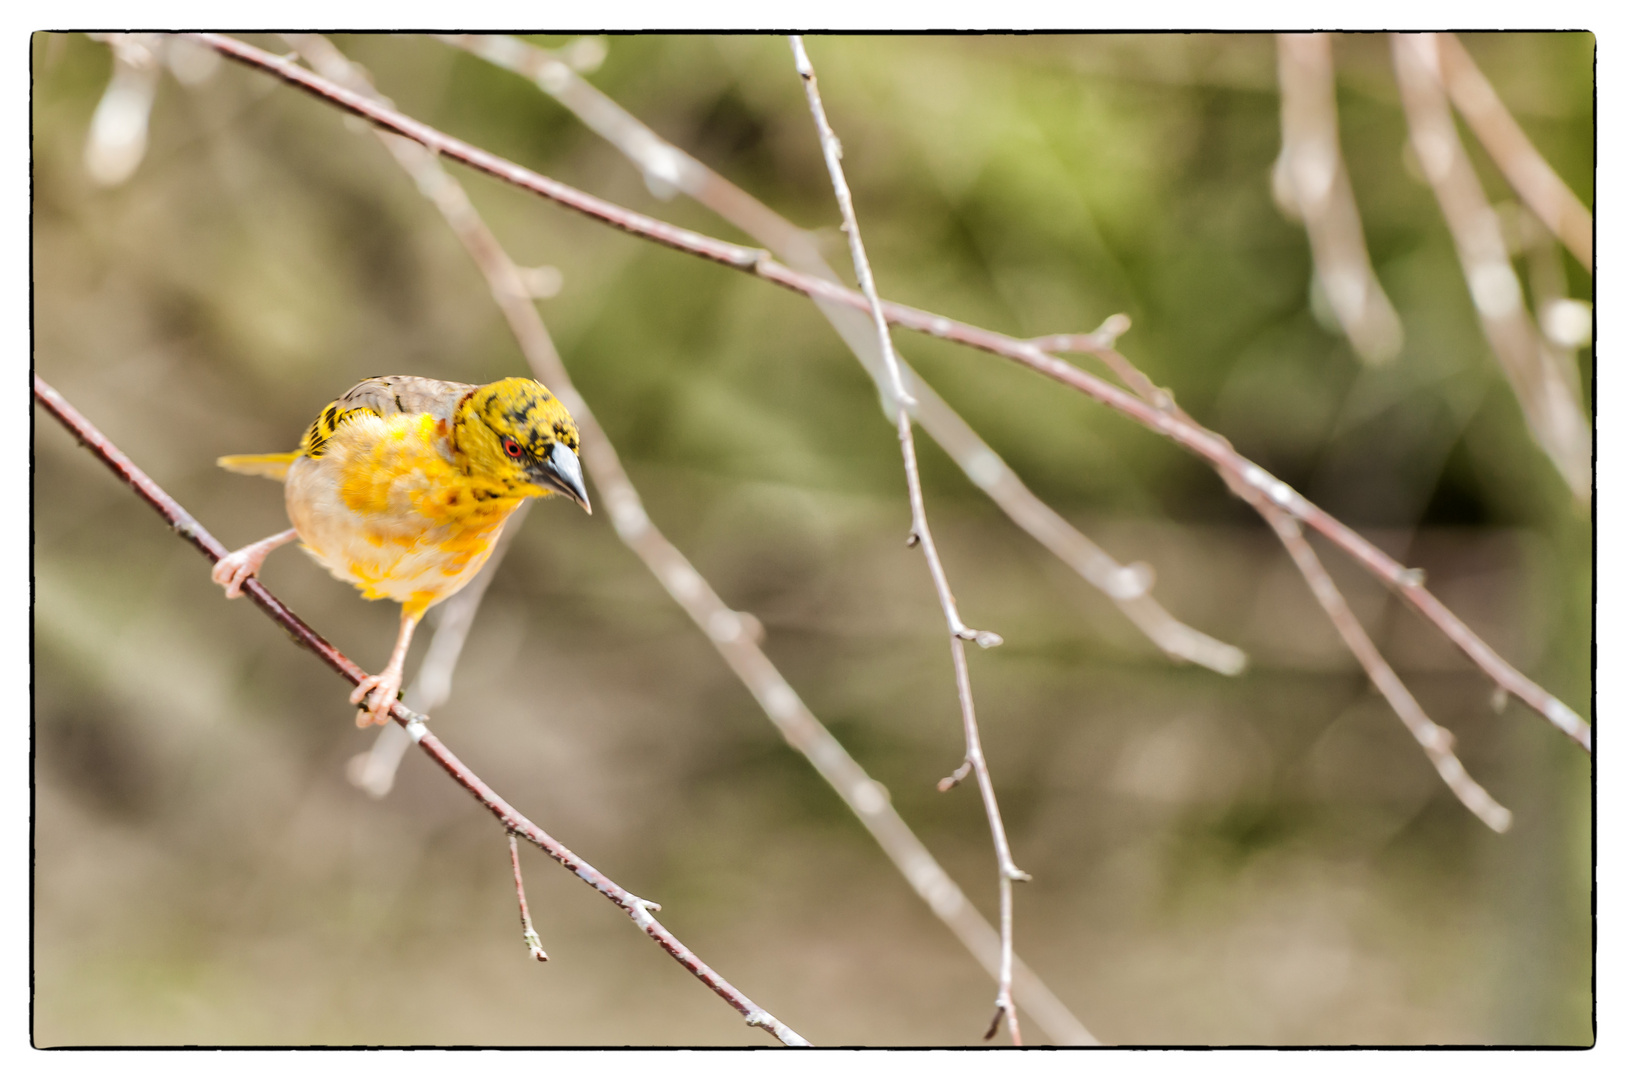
top-left (454, 377), bottom-right (590, 512)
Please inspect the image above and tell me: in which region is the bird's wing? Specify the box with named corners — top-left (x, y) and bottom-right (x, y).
top-left (300, 376), bottom-right (478, 459)
top-left (335, 376), bottom-right (480, 421)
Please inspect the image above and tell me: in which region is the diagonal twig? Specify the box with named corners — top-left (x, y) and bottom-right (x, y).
top-left (792, 35), bottom-right (1027, 1045)
top-left (33, 373), bottom-right (809, 1048)
top-left (285, 32), bottom-right (1095, 1046)
top-left (185, 32), bottom-right (1588, 755)
top-left (1046, 336), bottom-right (1513, 829)
top-left (509, 832), bottom-right (549, 962)
top-left (440, 31), bottom-right (1244, 677)
top-left (1435, 33), bottom-right (1592, 273)
top-left (1391, 33), bottom-right (1591, 502)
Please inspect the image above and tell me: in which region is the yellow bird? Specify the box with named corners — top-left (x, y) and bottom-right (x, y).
top-left (212, 375), bottom-right (590, 726)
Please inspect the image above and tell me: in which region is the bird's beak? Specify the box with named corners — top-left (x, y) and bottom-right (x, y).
top-left (533, 442), bottom-right (591, 513)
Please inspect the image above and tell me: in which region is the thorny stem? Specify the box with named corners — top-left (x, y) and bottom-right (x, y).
top-left (792, 36), bottom-right (1024, 1044)
top-left (440, 32), bottom-right (1244, 677)
top-left (32, 374), bottom-right (809, 1048)
top-left (509, 833), bottom-right (549, 961)
top-left (186, 34), bottom-right (1590, 752)
top-left (285, 32), bottom-right (1093, 1046)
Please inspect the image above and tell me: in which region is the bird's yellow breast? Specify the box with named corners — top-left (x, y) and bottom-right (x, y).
top-left (285, 412), bottom-right (524, 618)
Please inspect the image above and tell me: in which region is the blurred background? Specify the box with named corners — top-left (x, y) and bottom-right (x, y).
top-left (32, 33), bottom-right (1592, 1046)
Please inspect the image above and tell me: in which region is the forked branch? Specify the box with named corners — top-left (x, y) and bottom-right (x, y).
top-left (32, 374), bottom-right (809, 1048)
top-left (1435, 33), bottom-right (1592, 273)
top-left (440, 31), bottom-right (1244, 678)
top-left (282, 31), bottom-right (1094, 1046)
top-left (1392, 33), bottom-right (1591, 502)
top-left (792, 35), bottom-right (1027, 1044)
top-left (184, 32), bottom-right (1587, 755)
top-left (1048, 339), bottom-right (1511, 830)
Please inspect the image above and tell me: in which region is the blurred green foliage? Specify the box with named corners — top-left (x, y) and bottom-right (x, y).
top-left (33, 33), bottom-right (1591, 1045)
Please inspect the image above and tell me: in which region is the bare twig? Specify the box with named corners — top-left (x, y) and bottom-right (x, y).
top-left (82, 33), bottom-right (160, 186)
top-left (1435, 33), bottom-right (1592, 273)
top-left (1274, 33), bottom-right (1403, 365)
top-left (1264, 508), bottom-right (1510, 830)
top-left (1046, 333), bottom-right (1515, 828)
top-left (509, 832), bottom-right (549, 962)
top-left (1514, 206), bottom-right (1590, 401)
top-left (792, 36), bottom-right (1028, 1045)
top-left (440, 32), bottom-right (1244, 677)
top-left (286, 33), bottom-right (1094, 1046)
top-left (1392, 33), bottom-right (1591, 502)
top-left (186, 33), bottom-right (1588, 753)
top-left (33, 373), bottom-right (809, 1048)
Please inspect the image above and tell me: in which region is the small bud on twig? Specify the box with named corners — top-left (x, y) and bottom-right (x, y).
top-left (984, 1003), bottom-right (1007, 1041)
top-left (938, 761), bottom-right (972, 792)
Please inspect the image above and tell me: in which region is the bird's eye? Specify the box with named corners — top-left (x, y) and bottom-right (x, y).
top-left (502, 438), bottom-right (523, 459)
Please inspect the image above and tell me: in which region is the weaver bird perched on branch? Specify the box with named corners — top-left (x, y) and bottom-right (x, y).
top-left (212, 376), bottom-right (590, 726)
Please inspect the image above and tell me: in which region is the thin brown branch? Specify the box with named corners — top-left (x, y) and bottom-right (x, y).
top-left (186, 32), bottom-right (1587, 754)
top-left (286, 32), bottom-right (1094, 1046)
top-left (1274, 33), bottom-right (1403, 365)
top-left (1258, 508), bottom-right (1509, 831)
top-left (33, 373), bottom-right (809, 1048)
top-left (509, 833), bottom-right (549, 962)
top-left (792, 36), bottom-right (1026, 1046)
top-left (440, 32), bottom-right (1244, 677)
top-left (1392, 33), bottom-right (1591, 502)
top-left (1435, 33), bottom-right (1592, 273)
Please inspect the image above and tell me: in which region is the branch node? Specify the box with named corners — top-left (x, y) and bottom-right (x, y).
top-left (402, 710), bottom-right (429, 743)
top-left (1105, 562), bottom-right (1154, 601)
top-left (904, 529), bottom-right (921, 549)
top-left (1419, 721), bottom-right (1456, 754)
top-left (1006, 866), bottom-right (1033, 883)
top-left (1397, 566), bottom-right (1428, 588)
top-left (956, 626), bottom-right (1003, 649)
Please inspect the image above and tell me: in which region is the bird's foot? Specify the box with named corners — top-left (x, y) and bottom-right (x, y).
top-left (350, 669), bottom-right (404, 727)
top-left (211, 530), bottom-right (297, 598)
top-left (212, 547), bottom-right (268, 598)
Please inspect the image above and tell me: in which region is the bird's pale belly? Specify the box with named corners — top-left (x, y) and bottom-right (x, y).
top-left (285, 454), bottom-right (517, 616)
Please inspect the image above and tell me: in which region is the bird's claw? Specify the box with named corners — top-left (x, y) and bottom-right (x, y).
top-left (350, 672), bottom-right (402, 727)
top-left (211, 550), bottom-right (261, 598)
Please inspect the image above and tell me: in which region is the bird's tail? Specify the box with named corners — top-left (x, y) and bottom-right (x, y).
top-left (217, 452), bottom-right (300, 482)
